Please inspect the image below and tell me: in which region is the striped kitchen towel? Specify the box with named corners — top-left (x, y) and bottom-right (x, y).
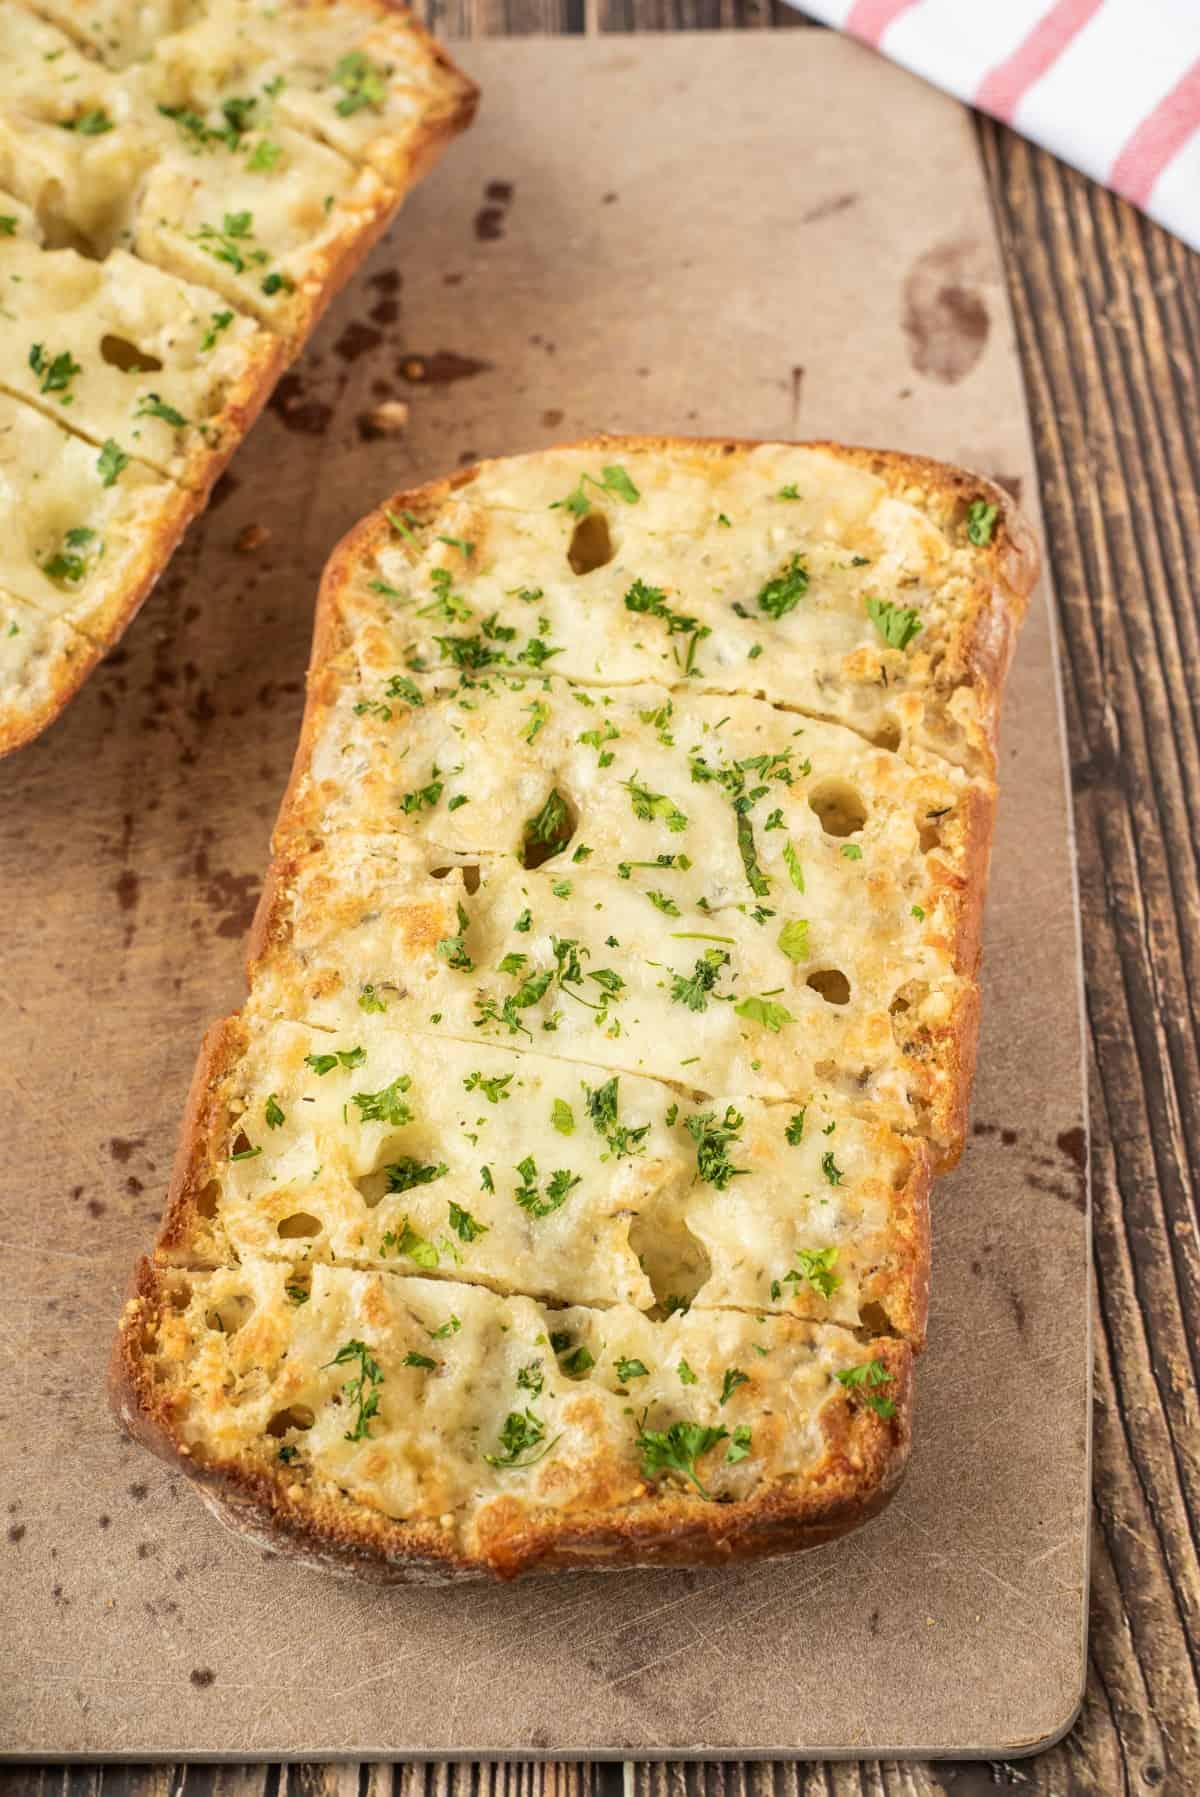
top-left (797, 0), bottom-right (1200, 250)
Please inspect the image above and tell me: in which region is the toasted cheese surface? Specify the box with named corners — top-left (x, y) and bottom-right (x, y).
top-left (321, 442), bottom-right (1032, 775)
top-left (160, 1018), bottom-right (930, 1339)
top-left (0, 238), bottom-right (280, 487)
top-left (115, 438), bottom-right (1034, 1579)
top-left (0, 0), bottom-right (475, 751)
top-left (0, 389), bottom-right (193, 640)
top-left (120, 1257), bottom-right (913, 1577)
top-left (0, 587), bottom-right (97, 753)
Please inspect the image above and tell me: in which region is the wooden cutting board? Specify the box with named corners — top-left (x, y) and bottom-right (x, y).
top-left (0, 33), bottom-right (1089, 1761)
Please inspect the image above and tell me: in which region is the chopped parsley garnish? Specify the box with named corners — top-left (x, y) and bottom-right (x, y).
top-left (550, 464), bottom-right (640, 516)
top-left (464, 1070), bottom-right (514, 1103)
top-left (777, 484), bottom-right (801, 499)
top-left (401, 768), bottom-right (444, 814)
top-left (677, 1359), bottom-right (698, 1385)
top-left (437, 900), bottom-right (474, 971)
top-left (756, 553), bottom-right (808, 619)
top-left (558, 1344), bottom-right (594, 1377)
top-left (332, 50), bottom-right (388, 117)
top-left (785, 1108), bottom-right (806, 1145)
top-left (324, 1339), bottom-right (383, 1441)
top-left (734, 995), bottom-right (793, 1032)
top-left (584, 1076), bottom-right (650, 1159)
top-left (43, 525), bottom-right (98, 586)
top-left (358, 984), bottom-right (388, 1014)
top-left (791, 1246), bottom-right (840, 1298)
top-left (96, 439), bottom-right (129, 487)
top-left (264, 1093), bottom-right (285, 1129)
top-left (783, 841), bottom-right (805, 892)
top-left (523, 697), bottom-right (550, 743)
top-left (866, 595), bottom-right (922, 650)
top-left (246, 139), bottom-right (282, 172)
top-left (404, 1351), bottom-right (437, 1370)
top-left (623, 578), bottom-right (710, 673)
top-left (836, 1359), bottom-right (896, 1419)
top-left (516, 1361), bottom-right (544, 1396)
top-left (841, 843), bottom-right (863, 861)
top-left (966, 499), bottom-right (998, 546)
top-left (485, 1409), bottom-right (560, 1469)
top-left (513, 1156), bottom-right (581, 1217)
top-left (29, 344), bottom-right (80, 402)
top-left (304, 1046), bottom-right (366, 1076)
top-left (821, 1150), bottom-right (844, 1186)
top-left (200, 310), bottom-right (235, 352)
top-left (685, 1105), bottom-right (749, 1190)
top-left (0, 217), bottom-right (16, 236)
top-left (726, 1425), bottom-right (752, 1463)
top-left (615, 1357), bottom-right (649, 1382)
top-left (635, 1420), bottom-right (728, 1499)
top-left (64, 109), bottom-right (114, 135)
top-left (229, 1143), bottom-right (261, 1162)
top-left (448, 1201), bottom-right (488, 1242)
top-left (720, 1367), bottom-right (749, 1405)
top-left (352, 1075), bottom-right (413, 1127)
top-left (551, 1097), bottom-right (575, 1135)
top-left (670, 948), bottom-right (730, 1013)
top-left (645, 889), bottom-right (681, 916)
top-left (429, 1315), bottom-right (461, 1339)
top-left (380, 1220), bottom-right (438, 1268)
top-left (384, 673), bottom-right (423, 707)
top-left (385, 1158), bottom-right (448, 1194)
top-left (191, 210), bottom-right (267, 275)
top-left (777, 918), bottom-right (809, 962)
top-left (522, 788), bottom-right (572, 859)
top-left (135, 393), bottom-right (188, 428)
top-left (622, 773), bottom-right (688, 833)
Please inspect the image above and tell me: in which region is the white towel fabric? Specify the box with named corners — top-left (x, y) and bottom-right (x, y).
top-left (795, 0), bottom-right (1200, 250)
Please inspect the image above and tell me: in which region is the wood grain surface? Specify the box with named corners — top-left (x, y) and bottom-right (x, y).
top-left (3, 1), bottom-right (1196, 1791)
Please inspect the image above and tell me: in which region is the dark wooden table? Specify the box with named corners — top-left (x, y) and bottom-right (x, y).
top-left (7, 6), bottom-right (1199, 1794)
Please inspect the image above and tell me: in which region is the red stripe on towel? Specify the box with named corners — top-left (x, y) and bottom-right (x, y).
top-left (975, 0), bottom-right (1104, 122)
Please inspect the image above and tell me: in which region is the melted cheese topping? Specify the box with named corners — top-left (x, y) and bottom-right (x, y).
top-left (0, 239), bottom-right (277, 487)
top-left (327, 443), bottom-right (1005, 773)
top-left (116, 439), bottom-right (1024, 1556)
top-left (0, 390), bottom-right (190, 638)
top-left (134, 1258), bottom-right (908, 1538)
top-left (0, 587), bottom-right (93, 751)
top-left (174, 1021), bottom-right (927, 1339)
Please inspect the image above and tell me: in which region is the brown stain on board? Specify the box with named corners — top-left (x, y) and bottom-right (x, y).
top-left (334, 319), bottom-right (383, 363)
top-left (474, 178), bottom-right (514, 241)
top-left (269, 373), bottom-right (333, 437)
top-left (902, 240), bottom-right (991, 384)
top-left (400, 351), bottom-right (493, 386)
top-left (801, 191), bottom-right (858, 225)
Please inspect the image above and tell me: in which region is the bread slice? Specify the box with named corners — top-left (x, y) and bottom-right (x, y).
top-left (310, 439), bottom-right (1037, 777)
top-left (0, 389), bottom-right (196, 646)
top-left (247, 830), bottom-right (981, 1160)
top-left (0, 589), bottom-right (99, 755)
top-left (151, 1015), bottom-right (932, 1339)
top-left (113, 435), bottom-right (1036, 1580)
top-left (113, 1257), bottom-right (913, 1581)
top-left (0, 226), bottom-right (284, 491)
top-left (0, 0), bottom-right (475, 752)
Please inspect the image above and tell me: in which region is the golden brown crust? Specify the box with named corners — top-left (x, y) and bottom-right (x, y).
top-left (113, 432), bottom-right (1030, 1579)
top-left (111, 1256), bottom-right (912, 1583)
top-left (0, 9), bottom-right (477, 756)
top-left (0, 611), bottom-right (103, 756)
